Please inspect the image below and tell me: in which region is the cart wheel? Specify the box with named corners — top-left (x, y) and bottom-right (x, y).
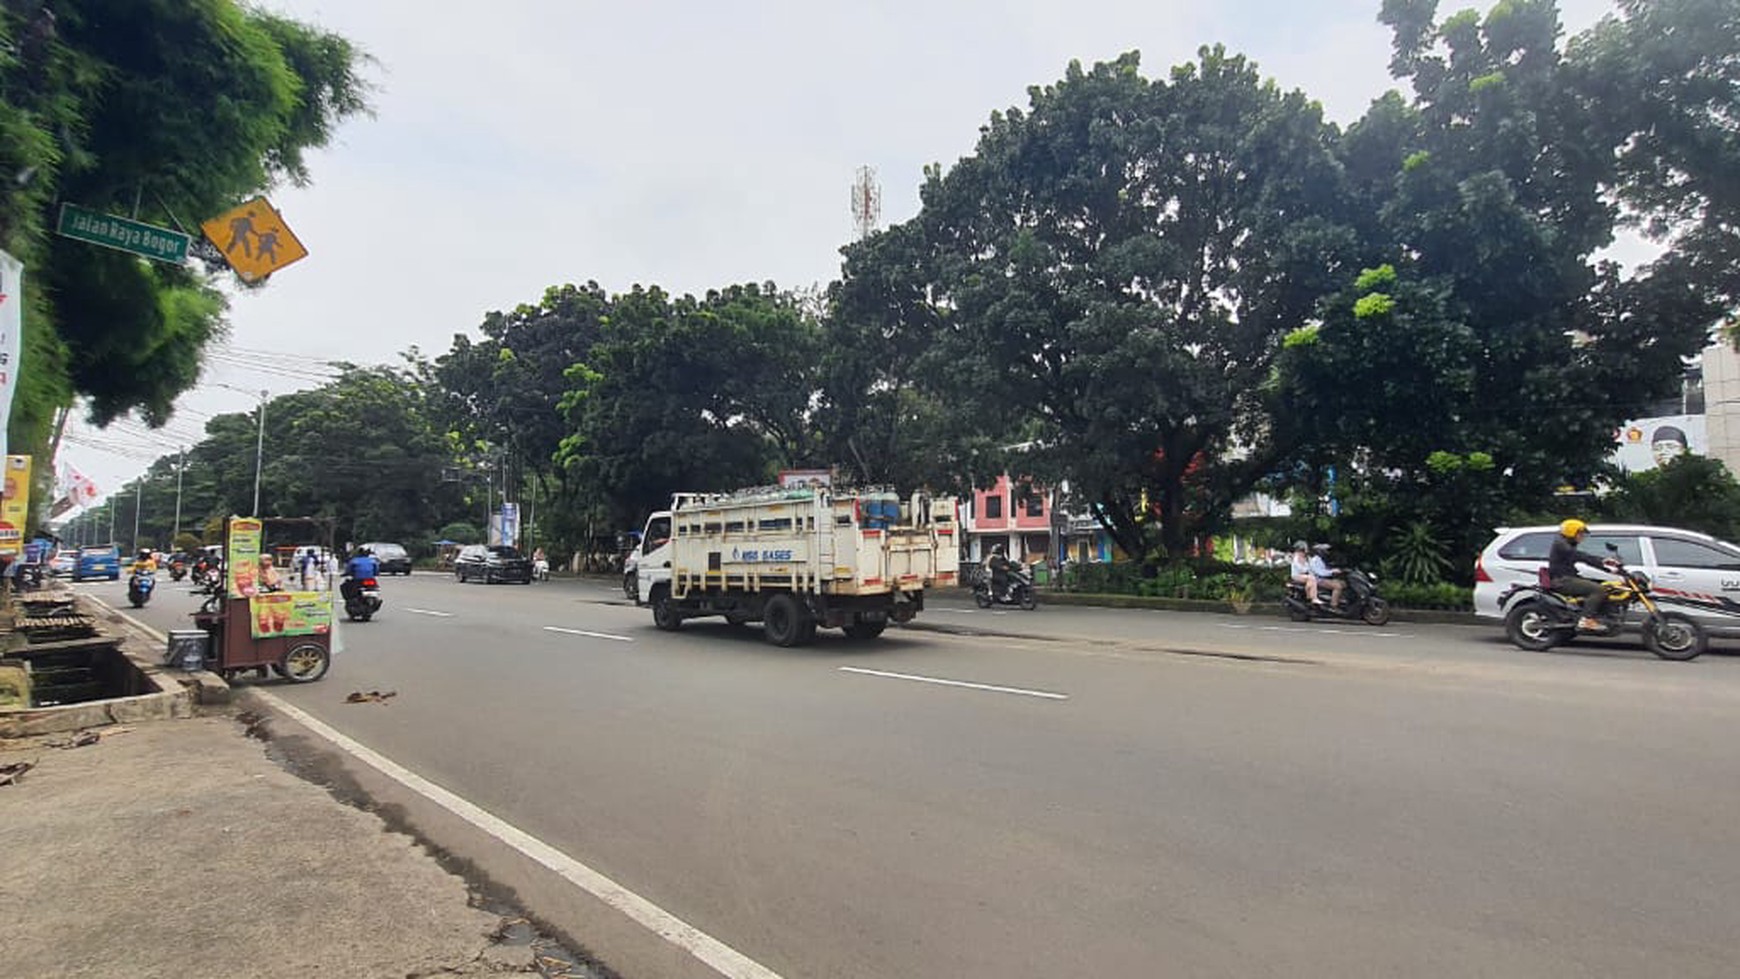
top-left (279, 642), bottom-right (331, 683)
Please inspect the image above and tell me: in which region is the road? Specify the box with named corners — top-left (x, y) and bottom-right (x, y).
top-left (89, 573), bottom-right (1740, 978)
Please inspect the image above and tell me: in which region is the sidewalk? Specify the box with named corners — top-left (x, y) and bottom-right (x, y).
top-left (0, 705), bottom-right (588, 978)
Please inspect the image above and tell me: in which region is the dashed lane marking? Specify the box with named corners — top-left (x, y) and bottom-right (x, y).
top-left (543, 625), bottom-right (634, 643)
top-left (839, 666), bottom-right (1067, 700)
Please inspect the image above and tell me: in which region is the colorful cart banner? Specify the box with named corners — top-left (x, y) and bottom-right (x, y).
top-left (0, 454), bottom-right (32, 555)
top-left (226, 517), bottom-right (263, 597)
top-left (248, 591), bottom-right (333, 639)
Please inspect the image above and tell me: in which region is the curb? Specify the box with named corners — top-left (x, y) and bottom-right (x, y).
top-left (934, 588), bottom-right (1478, 625)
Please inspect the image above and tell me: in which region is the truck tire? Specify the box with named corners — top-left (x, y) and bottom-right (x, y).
top-left (651, 586), bottom-right (682, 631)
top-left (763, 593), bottom-right (809, 647)
top-left (843, 617), bottom-right (886, 640)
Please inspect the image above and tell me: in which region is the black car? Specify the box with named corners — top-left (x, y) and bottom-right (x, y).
top-left (453, 544), bottom-right (533, 584)
top-left (363, 541), bottom-right (413, 575)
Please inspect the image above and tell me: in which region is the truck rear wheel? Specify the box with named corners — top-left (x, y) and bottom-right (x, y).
top-left (763, 594), bottom-right (810, 647)
top-left (651, 586), bottom-right (682, 631)
top-left (843, 617), bottom-right (886, 640)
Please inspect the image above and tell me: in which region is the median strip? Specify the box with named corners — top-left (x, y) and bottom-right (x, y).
top-left (838, 666), bottom-right (1067, 700)
top-left (543, 626), bottom-right (634, 643)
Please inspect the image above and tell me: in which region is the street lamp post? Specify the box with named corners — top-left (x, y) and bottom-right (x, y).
top-left (253, 391), bottom-right (266, 516)
top-left (132, 478), bottom-right (144, 554)
top-left (173, 447), bottom-right (185, 544)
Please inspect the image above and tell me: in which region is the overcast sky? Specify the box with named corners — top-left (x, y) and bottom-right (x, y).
top-left (59, 0), bottom-right (1625, 506)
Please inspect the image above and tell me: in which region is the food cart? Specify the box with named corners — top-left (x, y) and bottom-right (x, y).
top-left (178, 516), bottom-right (334, 682)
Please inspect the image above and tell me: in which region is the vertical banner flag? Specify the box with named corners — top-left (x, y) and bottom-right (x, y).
top-left (0, 250), bottom-right (22, 460)
top-left (1, 454), bottom-right (32, 555)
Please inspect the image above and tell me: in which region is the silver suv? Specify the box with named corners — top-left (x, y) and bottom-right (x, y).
top-left (1474, 523), bottom-right (1740, 634)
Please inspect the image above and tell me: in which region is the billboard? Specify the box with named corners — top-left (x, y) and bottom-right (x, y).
top-left (1612, 414), bottom-right (1706, 473)
top-left (0, 455), bottom-right (31, 555)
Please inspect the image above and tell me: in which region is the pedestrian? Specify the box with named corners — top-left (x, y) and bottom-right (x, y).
top-left (299, 547), bottom-right (319, 591)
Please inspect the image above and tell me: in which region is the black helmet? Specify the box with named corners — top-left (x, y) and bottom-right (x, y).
top-left (992, 543), bottom-right (1006, 555)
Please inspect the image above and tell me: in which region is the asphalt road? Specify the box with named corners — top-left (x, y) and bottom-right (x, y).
top-left (94, 574), bottom-right (1740, 978)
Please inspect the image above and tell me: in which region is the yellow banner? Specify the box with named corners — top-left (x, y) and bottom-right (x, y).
top-left (0, 455), bottom-right (32, 555)
top-left (249, 591), bottom-right (333, 639)
top-left (226, 516), bottom-right (263, 597)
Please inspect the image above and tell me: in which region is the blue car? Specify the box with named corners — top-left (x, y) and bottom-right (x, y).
top-left (74, 545), bottom-right (122, 582)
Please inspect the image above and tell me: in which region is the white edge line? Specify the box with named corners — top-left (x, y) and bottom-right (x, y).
top-left (839, 666), bottom-right (1067, 700)
top-left (402, 607), bottom-right (455, 617)
top-left (543, 625), bottom-right (635, 643)
top-left (96, 599), bottom-right (778, 979)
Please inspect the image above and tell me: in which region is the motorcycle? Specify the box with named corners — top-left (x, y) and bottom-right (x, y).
top-left (533, 557), bottom-right (550, 582)
top-left (127, 568), bottom-right (156, 608)
top-left (168, 557), bottom-right (187, 582)
top-left (974, 561), bottom-right (1038, 610)
top-left (343, 575), bottom-right (383, 622)
top-left (1498, 545), bottom-right (1705, 660)
top-left (1282, 567), bottom-right (1391, 626)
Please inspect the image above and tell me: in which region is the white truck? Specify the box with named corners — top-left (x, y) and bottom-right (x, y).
top-left (634, 486), bottom-right (960, 645)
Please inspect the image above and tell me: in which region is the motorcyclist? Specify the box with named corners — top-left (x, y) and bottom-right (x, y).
top-left (1549, 518), bottom-right (1619, 631)
top-left (342, 546), bottom-right (379, 604)
top-left (1309, 543), bottom-right (1345, 608)
top-left (1288, 540), bottom-right (1320, 605)
top-left (130, 548), bottom-right (157, 575)
top-left (988, 544), bottom-right (1014, 600)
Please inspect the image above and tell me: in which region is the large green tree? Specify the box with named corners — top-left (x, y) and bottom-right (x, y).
top-left (865, 49), bottom-right (1360, 559)
top-left (556, 283), bottom-right (824, 527)
top-left (1272, 0), bottom-right (1721, 564)
top-left (0, 0), bottom-right (368, 452)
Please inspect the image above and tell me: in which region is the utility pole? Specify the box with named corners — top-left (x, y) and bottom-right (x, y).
top-left (107, 498), bottom-right (115, 545)
top-left (173, 447), bottom-right (185, 544)
top-left (253, 390), bottom-right (267, 517)
top-left (132, 478), bottom-right (143, 553)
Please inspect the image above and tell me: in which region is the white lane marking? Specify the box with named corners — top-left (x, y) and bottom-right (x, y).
top-left (99, 600), bottom-right (780, 979)
top-left (403, 607), bottom-right (454, 617)
top-left (1221, 623), bottom-right (1413, 638)
top-left (839, 666), bottom-right (1067, 700)
top-left (543, 625), bottom-right (634, 643)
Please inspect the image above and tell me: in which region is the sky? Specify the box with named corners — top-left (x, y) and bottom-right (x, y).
top-left (56, 0), bottom-right (1628, 507)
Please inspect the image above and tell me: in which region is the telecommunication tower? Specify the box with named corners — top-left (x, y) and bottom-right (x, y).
top-left (851, 166), bottom-right (881, 240)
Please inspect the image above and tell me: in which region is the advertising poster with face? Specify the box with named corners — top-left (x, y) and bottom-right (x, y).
top-left (1612, 414), bottom-right (1706, 473)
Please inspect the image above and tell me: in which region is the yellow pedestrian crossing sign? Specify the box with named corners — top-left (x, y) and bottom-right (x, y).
top-left (200, 197), bottom-right (308, 283)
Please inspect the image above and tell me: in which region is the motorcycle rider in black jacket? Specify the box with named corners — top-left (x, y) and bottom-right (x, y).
top-left (1549, 518), bottom-right (1619, 631)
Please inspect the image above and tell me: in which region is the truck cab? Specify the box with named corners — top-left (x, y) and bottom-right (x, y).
top-left (634, 512), bottom-right (673, 604)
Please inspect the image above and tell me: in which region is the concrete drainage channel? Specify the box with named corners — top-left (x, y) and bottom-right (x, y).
top-left (0, 590), bottom-right (197, 737)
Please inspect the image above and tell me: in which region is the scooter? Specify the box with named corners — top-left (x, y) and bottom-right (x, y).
top-left (1282, 567), bottom-right (1391, 626)
top-left (343, 575), bottom-right (383, 622)
top-left (974, 562), bottom-right (1038, 610)
top-left (533, 557), bottom-right (550, 582)
top-left (168, 557), bottom-right (187, 582)
top-left (1497, 546), bottom-right (1705, 660)
top-left (127, 568), bottom-right (156, 608)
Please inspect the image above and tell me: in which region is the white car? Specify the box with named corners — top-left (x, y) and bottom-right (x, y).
top-left (1474, 523), bottom-right (1740, 634)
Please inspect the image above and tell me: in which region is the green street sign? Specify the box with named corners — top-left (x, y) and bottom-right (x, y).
top-left (55, 203), bottom-right (190, 265)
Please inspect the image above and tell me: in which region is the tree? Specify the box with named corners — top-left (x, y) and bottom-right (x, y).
top-left (886, 50), bottom-right (1359, 559)
top-left (556, 283), bottom-right (824, 527)
top-left (1604, 454), bottom-right (1740, 542)
top-left (1273, 0), bottom-right (1718, 562)
top-left (0, 0), bottom-right (369, 452)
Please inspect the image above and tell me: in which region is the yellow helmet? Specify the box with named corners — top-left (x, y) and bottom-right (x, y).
top-left (1559, 518), bottom-right (1588, 538)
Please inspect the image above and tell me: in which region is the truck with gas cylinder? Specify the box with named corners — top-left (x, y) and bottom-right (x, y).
top-left (634, 485), bottom-right (959, 646)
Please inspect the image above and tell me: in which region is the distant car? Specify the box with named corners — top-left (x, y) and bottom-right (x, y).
top-left (50, 552), bottom-right (77, 577)
top-left (363, 541), bottom-right (413, 575)
top-left (453, 544), bottom-right (532, 584)
top-left (1474, 523), bottom-right (1740, 636)
top-left (74, 544), bottom-right (122, 582)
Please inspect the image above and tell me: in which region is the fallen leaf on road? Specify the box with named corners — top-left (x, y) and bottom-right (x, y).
top-left (46, 730), bottom-right (101, 749)
top-left (344, 689), bottom-right (397, 704)
top-left (0, 760), bottom-right (34, 786)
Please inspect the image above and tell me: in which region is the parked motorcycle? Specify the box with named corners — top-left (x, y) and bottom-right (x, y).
top-left (127, 568), bottom-right (156, 609)
top-left (974, 561), bottom-right (1038, 610)
top-left (1282, 567), bottom-right (1391, 626)
top-left (1498, 545), bottom-right (1705, 660)
top-left (343, 576), bottom-right (383, 622)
